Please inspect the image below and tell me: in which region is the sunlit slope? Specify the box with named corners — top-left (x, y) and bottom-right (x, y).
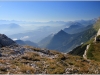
top-left (69, 18), bottom-right (100, 56)
top-left (93, 18), bottom-right (100, 31)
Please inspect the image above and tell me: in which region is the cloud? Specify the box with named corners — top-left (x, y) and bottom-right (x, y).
top-left (0, 5), bottom-right (2, 8)
top-left (20, 36), bottom-right (29, 40)
top-left (13, 38), bottom-right (18, 41)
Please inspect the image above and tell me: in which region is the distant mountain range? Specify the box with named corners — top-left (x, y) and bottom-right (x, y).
top-left (1, 33), bottom-right (100, 74)
top-left (63, 18), bottom-right (97, 27)
top-left (39, 20), bottom-right (97, 52)
top-left (9, 25), bottom-right (64, 43)
top-left (0, 18), bottom-right (100, 74)
top-left (0, 23), bottom-right (22, 29)
top-left (15, 40), bottom-right (38, 47)
top-left (63, 22), bottom-right (84, 34)
top-left (8, 19), bottom-right (97, 43)
top-left (0, 23), bottom-right (23, 35)
top-left (0, 18), bottom-right (98, 53)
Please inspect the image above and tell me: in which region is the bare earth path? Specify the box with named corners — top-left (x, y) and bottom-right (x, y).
top-left (83, 44), bottom-right (90, 60)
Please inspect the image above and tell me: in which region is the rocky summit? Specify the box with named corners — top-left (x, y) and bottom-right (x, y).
top-left (0, 34), bottom-right (16, 48)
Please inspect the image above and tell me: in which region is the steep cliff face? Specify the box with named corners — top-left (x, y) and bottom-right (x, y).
top-left (0, 34), bottom-right (16, 47)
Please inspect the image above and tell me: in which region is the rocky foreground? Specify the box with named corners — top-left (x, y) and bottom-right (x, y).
top-left (0, 44), bottom-right (100, 74)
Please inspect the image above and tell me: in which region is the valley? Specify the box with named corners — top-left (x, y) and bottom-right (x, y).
top-left (1, 1), bottom-right (100, 74)
top-left (0, 18), bottom-right (100, 74)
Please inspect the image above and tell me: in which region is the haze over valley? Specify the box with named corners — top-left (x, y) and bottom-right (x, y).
top-left (0, 1), bottom-right (100, 74)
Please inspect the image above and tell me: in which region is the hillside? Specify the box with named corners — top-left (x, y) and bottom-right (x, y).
top-left (93, 17), bottom-right (100, 31)
top-left (0, 34), bottom-right (16, 47)
top-left (46, 30), bottom-right (71, 52)
top-left (38, 34), bottom-right (54, 48)
top-left (45, 23), bottom-right (97, 52)
top-left (69, 18), bottom-right (100, 59)
top-left (86, 29), bottom-right (100, 62)
top-left (68, 44), bottom-right (87, 56)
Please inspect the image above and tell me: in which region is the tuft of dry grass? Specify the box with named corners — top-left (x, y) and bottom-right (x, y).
top-left (50, 50), bottom-right (61, 55)
top-left (0, 59), bottom-right (5, 63)
top-left (19, 64), bottom-right (35, 74)
top-left (22, 52), bottom-right (41, 61)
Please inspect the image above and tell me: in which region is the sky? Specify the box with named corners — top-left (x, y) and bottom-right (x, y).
top-left (0, 1), bottom-right (100, 22)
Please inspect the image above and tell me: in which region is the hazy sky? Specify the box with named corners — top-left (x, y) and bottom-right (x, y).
top-left (0, 1), bottom-right (100, 22)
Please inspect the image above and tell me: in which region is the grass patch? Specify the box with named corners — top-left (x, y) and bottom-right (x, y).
top-left (22, 52), bottom-right (41, 61)
top-left (87, 44), bottom-right (94, 60)
top-left (87, 43), bottom-right (100, 61)
top-left (69, 44), bottom-right (87, 56)
top-left (93, 18), bottom-right (100, 31)
top-left (19, 64), bottom-right (35, 74)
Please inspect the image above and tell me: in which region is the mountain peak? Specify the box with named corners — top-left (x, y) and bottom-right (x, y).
top-left (58, 29), bottom-right (68, 35)
top-left (59, 29), bottom-right (64, 32)
top-left (9, 23), bottom-right (21, 29)
top-left (54, 30), bottom-right (70, 39)
top-left (0, 34), bottom-right (16, 47)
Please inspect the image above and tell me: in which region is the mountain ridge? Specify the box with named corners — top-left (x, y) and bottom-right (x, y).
top-left (46, 30), bottom-right (71, 52)
top-left (0, 34), bottom-right (16, 47)
top-left (0, 19), bottom-right (100, 74)
top-left (39, 18), bottom-right (98, 52)
top-left (15, 40), bottom-right (38, 47)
